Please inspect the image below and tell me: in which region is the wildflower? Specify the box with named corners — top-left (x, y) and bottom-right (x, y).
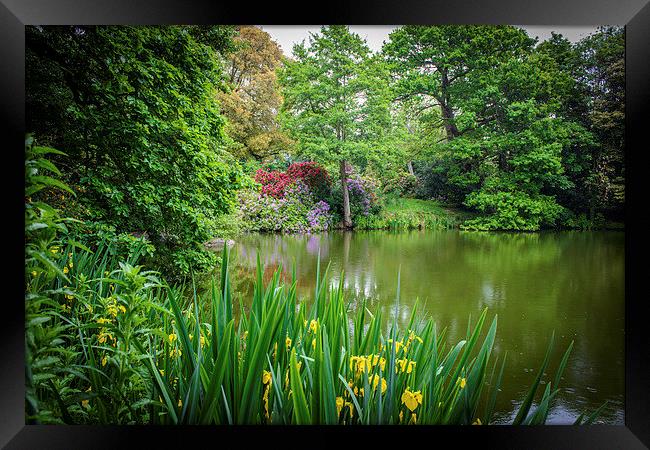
top-left (401, 388), bottom-right (423, 412)
top-left (285, 336), bottom-right (292, 350)
top-left (169, 348), bottom-right (182, 359)
top-left (50, 246), bottom-right (59, 254)
top-left (396, 358), bottom-right (416, 374)
top-left (81, 399), bottom-right (90, 409)
top-left (359, 388), bottom-right (364, 397)
top-left (118, 305), bottom-right (126, 314)
top-left (459, 377), bottom-right (466, 389)
top-left (200, 335), bottom-right (206, 348)
top-left (345, 401), bottom-right (354, 417)
top-left (159, 369), bottom-right (165, 376)
top-left (66, 294), bottom-right (74, 300)
top-left (178, 398), bottom-right (182, 408)
top-left (101, 355), bottom-right (107, 367)
top-left (409, 413), bottom-right (418, 425)
top-left (311, 338), bottom-right (316, 349)
top-left (262, 370), bottom-right (272, 386)
top-left (31, 271), bottom-right (37, 277)
top-left (371, 375), bottom-right (387, 394)
top-left (242, 331), bottom-right (248, 340)
top-left (336, 397), bottom-right (344, 416)
top-left (68, 261), bottom-right (74, 269)
top-left (63, 266), bottom-right (69, 274)
top-left (309, 320), bottom-right (318, 334)
top-left (473, 418), bottom-right (482, 425)
top-left (168, 333), bottom-right (177, 344)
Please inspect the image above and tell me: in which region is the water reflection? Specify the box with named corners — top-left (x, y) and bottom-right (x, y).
top-left (225, 229), bottom-right (624, 424)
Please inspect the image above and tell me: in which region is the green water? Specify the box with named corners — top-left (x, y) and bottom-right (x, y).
top-left (225, 229), bottom-right (625, 424)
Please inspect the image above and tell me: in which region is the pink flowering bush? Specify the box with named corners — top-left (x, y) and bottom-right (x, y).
top-left (254, 162), bottom-right (331, 199)
top-left (239, 179), bottom-right (333, 233)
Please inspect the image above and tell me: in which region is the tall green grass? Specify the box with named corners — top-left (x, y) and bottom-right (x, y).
top-left (139, 247), bottom-right (594, 425)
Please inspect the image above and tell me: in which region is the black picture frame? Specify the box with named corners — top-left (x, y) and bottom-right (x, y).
top-left (2, 0), bottom-right (649, 448)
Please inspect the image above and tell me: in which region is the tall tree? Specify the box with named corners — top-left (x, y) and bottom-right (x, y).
top-left (218, 26), bottom-right (293, 161)
top-left (26, 25), bottom-right (244, 276)
top-left (279, 26), bottom-right (381, 227)
top-left (383, 25), bottom-right (592, 230)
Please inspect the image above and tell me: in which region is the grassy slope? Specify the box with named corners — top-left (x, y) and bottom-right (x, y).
top-left (355, 197), bottom-right (471, 230)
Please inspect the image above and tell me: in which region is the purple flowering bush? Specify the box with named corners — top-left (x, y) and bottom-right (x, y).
top-left (238, 180), bottom-right (334, 233)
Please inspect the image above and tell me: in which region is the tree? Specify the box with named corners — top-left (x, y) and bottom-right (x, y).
top-left (383, 26), bottom-right (591, 230)
top-left (279, 26), bottom-right (384, 227)
top-left (26, 25), bottom-right (245, 276)
top-left (218, 26), bottom-right (294, 161)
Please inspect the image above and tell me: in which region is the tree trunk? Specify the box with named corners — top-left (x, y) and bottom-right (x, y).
top-left (407, 160), bottom-right (415, 176)
top-left (340, 159), bottom-right (352, 228)
top-left (440, 69), bottom-right (460, 141)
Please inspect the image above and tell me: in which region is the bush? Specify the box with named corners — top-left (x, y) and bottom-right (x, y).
top-left (239, 180), bottom-right (334, 233)
top-left (254, 161), bottom-right (331, 199)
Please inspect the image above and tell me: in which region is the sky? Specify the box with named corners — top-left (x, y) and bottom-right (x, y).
top-left (260, 25), bottom-right (599, 57)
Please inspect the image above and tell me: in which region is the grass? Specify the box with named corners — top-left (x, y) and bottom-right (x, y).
top-left (355, 197), bottom-right (467, 231)
top-left (26, 239), bottom-right (608, 425)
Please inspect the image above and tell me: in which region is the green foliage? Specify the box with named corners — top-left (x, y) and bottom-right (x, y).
top-left (26, 26), bottom-right (245, 278)
top-left (355, 198), bottom-right (460, 231)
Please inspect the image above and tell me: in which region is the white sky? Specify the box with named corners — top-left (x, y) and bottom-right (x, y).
top-left (260, 25), bottom-right (599, 58)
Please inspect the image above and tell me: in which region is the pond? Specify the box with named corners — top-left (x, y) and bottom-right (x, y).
top-left (223, 229), bottom-right (624, 424)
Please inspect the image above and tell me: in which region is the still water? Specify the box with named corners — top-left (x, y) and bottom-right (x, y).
top-left (225, 229), bottom-right (624, 424)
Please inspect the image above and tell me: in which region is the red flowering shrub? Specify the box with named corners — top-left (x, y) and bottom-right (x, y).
top-left (255, 162), bottom-right (331, 198)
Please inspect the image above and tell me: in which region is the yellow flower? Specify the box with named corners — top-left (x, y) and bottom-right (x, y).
top-left (399, 411), bottom-right (404, 423)
top-left (118, 305), bottom-right (126, 314)
top-left (359, 388), bottom-right (364, 397)
top-left (169, 348), bottom-right (182, 359)
top-left (285, 336), bottom-right (292, 350)
top-left (200, 335), bottom-right (206, 348)
top-left (242, 331), bottom-right (248, 340)
top-left (69, 261), bottom-right (74, 269)
top-left (31, 271), bottom-right (37, 277)
top-left (178, 398), bottom-right (183, 408)
top-left (63, 266), bottom-right (69, 274)
top-left (345, 401), bottom-right (354, 417)
top-left (371, 375), bottom-right (387, 394)
top-left (309, 320), bottom-right (318, 334)
top-left (262, 370), bottom-right (272, 386)
top-left (401, 388), bottom-right (423, 412)
top-left (81, 399), bottom-right (90, 409)
top-left (159, 369), bottom-right (165, 376)
top-left (101, 355), bottom-right (108, 367)
top-left (104, 271), bottom-right (110, 276)
top-left (65, 294), bottom-right (74, 300)
top-left (311, 338), bottom-right (316, 349)
top-left (168, 333), bottom-right (177, 344)
top-left (336, 396), bottom-right (344, 416)
top-left (459, 377), bottom-right (466, 389)
top-left (409, 413), bottom-right (417, 425)
top-left (473, 418), bottom-right (482, 425)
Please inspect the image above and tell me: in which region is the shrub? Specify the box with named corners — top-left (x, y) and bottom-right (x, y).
top-left (255, 161), bottom-right (331, 199)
